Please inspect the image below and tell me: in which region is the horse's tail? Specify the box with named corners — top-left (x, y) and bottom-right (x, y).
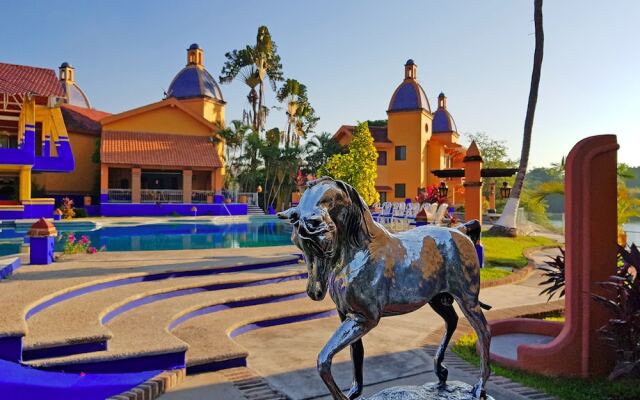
top-left (460, 219), bottom-right (481, 244)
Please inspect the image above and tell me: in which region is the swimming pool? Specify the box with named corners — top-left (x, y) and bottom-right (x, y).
top-left (0, 220), bottom-right (293, 256)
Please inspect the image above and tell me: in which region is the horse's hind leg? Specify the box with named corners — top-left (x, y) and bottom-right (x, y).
top-left (429, 293), bottom-right (458, 386)
top-left (457, 298), bottom-right (491, 399)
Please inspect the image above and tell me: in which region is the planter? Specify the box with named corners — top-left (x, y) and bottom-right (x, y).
top-left (224, 198), bottom-right (231, 204)
top-left (83, 196), bottom-right (92, 207)
top-left (206, 195), bottom-right (213, 204)
top-left (238, 195), bottom-right (248, 204)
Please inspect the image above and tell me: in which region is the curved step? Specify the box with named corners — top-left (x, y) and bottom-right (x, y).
top-left (172, 297), bottom-right (336, 374)
top-left (0, 251), bottom-right (299, 362)
top-left (23, 267), bottom-right (305, 360)
top-left (24, 280), bottom-right (313, 373)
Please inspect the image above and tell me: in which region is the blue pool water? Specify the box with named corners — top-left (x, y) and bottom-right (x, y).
top-left (0, 220), bottom-right (293, 256)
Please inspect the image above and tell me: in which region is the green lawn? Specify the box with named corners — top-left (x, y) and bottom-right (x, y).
top-left (480, 267), bottom-right (512, 281)
top-left (482, 235), bottom-right (556, 269)
top-left (452, 334), bottom-right (640, 400)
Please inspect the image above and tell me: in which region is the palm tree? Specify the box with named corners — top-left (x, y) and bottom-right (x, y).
top-left (277, 79), bottom-right (319, 146)
top-left (219, 26), bottom-right (283, 133)
top-left (303, 132), bottom-right (344, 174)
top-left (489, 0), bottom-right (544, 236)
top-left (217, 120), bottom-right (251, 184)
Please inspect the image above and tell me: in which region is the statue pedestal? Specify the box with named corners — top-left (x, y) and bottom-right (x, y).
top-left (367, 381), bottom-right (494, 400)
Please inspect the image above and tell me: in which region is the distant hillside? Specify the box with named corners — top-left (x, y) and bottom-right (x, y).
top-left (628, 166), bottom-right (640, 188)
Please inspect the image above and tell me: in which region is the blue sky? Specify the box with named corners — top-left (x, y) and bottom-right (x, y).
top-left (2, 0), bottom-right (637, 167)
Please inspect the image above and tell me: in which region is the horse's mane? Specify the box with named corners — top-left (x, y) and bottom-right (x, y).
top-left (307, 177), bottom-right (374, 249)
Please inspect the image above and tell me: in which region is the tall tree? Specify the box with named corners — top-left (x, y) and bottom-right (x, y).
top-left (217, 120), bottom-right (251, 185)
top-left (303, 132), bottom-right (344, 174)
top-left (490, 0), bottom-right (544, 236)
top-left (277, 79), bottom-right (319, 146)
top-left (219, 26), bottom-right (283, 132)
top-left (318, 122), bottom-right (379, 205)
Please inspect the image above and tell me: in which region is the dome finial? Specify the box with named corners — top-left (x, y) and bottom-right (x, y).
top-left (187, 43), bottom-right (204, 67)
top-left (404, 59), bottom-right (417, 80)
top-left (438, 92), bottom-right (447, 108)
top-left (59, 62), bottom-right (74, 83)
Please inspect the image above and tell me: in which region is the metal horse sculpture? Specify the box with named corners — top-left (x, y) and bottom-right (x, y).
top-left (278, 177), bottom-right (491, 399)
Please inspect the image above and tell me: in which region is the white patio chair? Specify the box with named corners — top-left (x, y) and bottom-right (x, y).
top-left (433, 203), bottom-right (449, 226)
top-left (425, 203), bottom-right (439, 223)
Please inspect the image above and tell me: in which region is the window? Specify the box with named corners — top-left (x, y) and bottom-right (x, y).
top-left (379, 192), bottom-right (387, 203)
top-left (35, 122), bottom-right (43, 157)
top-left (395, 145), bottom-right (406, 161)
top-left (377, 151), bottom-right (387, 166)
top-left (395, 184), bottom-right (406, 199)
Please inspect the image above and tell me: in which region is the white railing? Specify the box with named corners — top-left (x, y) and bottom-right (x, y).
top-left (192, 190), bottom-right (215, 203)
top-left (141, 189), bottom-right (183, 203)
top-left (108, 189), bottom-right (132, 203)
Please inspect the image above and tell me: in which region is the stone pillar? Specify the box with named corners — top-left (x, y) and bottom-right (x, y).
top-left (28, 218), bottom-right (57, 265)
top-left (183, 169), bottom-right (193, 204)
top-left (132, 168), bottom-right (141, 203)
top-left (100, 164), bottom-right (109, 204)
top-left (489, 179), bottom-right (496, 210)
top-left (19, 167), bottom-right (32, 201)
top-left (463, 141), bottom-right (483, 222)
top-left (213, 169), bottom-right (224, 193)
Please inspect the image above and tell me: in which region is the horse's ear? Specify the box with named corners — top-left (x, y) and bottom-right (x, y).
top-left (335, 180), bottom-right (367, 212)
top-left (307, 176), bottom-right (333, 189)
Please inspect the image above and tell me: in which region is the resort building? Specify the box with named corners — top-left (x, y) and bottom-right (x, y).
top-left (0, 62), bottom-right (74, 219)
top-left (334, 60), bottom-right (466, 203)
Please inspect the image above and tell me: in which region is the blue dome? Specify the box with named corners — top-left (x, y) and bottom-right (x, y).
top-left (388, 81), bottom-right (430, 112)
top-left (433, 108), bottom-right (457, 133)
top-left (167, 66), bottom-right (224, 101)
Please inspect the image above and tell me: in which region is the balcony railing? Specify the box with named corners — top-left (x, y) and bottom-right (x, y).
top-left (238, 192), bottom-right (259, 206)
top-left (108, 189), bottom-right (132, 203)
top-left (192, 190), bottom-right (215, 203)
top-left (141, 189), bottom-right (183, 203)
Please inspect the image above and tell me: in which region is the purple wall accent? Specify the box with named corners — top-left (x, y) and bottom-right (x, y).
top-left (29, 236), bottom-right (55, 265)
top-left (103, 274), bottom-right (307, 324)
top-left (23, 340), bottom-right (107, 361)
top-left (23, 203), bottom-right (55, 219)
top-left (0, 257), bottom-right (21, 280)
top-left (37, 350), bottom-right (186, 373)
top-left (85, 205), bottom-right (100, 216)
top-left (0, 130), bottom-right (34, 166)
top-left (0, 358), bottom-right (162, 400)
top-left (100, 203), bottom-right (247, 217)
top-left (0, 209), bottom-right (25, 220)
top-left (0, 336), bottom-right (22, 362)
top-left (100, 194), bottom-right (108, 204)
top-left (26, 257), bottom-right (300, 320)
top-left (229, 310), bottom-right (337, 338)
top-left (33, 139), bottom-right (74, 172)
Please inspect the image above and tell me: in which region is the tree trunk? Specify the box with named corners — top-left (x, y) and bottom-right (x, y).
top-left (258, 82), bottom-right (265, 132)
top-left (489, 0), bottom-right (544, 237)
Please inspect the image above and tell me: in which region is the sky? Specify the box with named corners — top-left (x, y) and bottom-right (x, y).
top-left (1, 0), bottom-right (638, 167)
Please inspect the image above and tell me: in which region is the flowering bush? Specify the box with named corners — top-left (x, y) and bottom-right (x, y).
top-left (416, 185), bottom-right (446, 205)
top-left (61, 197), bottom-right (75, 219)
top-left (62, 234), bottom-right (104, 255)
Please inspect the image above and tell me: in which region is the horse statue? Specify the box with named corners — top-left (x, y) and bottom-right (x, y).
top-left (278, 177), bottom-right (491, 399)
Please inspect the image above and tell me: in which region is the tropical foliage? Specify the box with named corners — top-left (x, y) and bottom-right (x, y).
top-left (318, 122), bottom-right (379, 205)
top-left (62, 234), bottom-right (104, 255)
top-left (303, 132), bottom-right (344, 175)
top-left (538, 247), bottom-right (566, 301)
top-left (277, 79), bottom-right (319, 146)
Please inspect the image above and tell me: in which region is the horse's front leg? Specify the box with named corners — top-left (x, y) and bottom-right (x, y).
top-left (318, 315), bottom-right (374, 400)
top-left (339, 312), bottom-right (364, 399)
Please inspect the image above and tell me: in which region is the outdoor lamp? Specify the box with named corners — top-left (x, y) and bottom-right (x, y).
top-left (500, 181), bottom-right (511, 199)
top-left (438, 181), bottom-right (449, 198)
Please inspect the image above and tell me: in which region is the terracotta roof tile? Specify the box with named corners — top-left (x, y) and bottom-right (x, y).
top-left (0, 62), bottom-right (64, 97)
top-left (338, 125), bottom-right (390, 143)
top-left (101, 131), bottom-right (222, 169)
top-left (61, 104), bottom-right (111, 136)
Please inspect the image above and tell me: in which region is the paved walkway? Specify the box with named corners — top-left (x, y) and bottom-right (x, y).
top-left (163, 247), bottom-right (564, 400)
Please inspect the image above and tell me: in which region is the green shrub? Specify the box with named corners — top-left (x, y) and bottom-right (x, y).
top-left (74, 208), bottom-right (88, 218)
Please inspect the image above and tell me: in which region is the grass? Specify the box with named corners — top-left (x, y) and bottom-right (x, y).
top-left (481, 234), bottom-right (556, 269)
top-left (480, 267), bottom-right (512, 281)
top-left (452, 334), bottom-right (640, 400)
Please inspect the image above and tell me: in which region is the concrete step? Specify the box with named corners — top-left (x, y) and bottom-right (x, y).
top-left (23, 266), bottom-right (306, 360)
top-left (24, 281), bottom-right (328, 373)
top-left (247, 205), bottom-right (265, 215)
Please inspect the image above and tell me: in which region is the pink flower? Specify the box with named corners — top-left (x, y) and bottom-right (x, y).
top-left (88, 247), bottom-right (97, 254)
top-left (80, 235), bottom-right (90, 244)
top-left (67, 234), bottom-right (76, 243)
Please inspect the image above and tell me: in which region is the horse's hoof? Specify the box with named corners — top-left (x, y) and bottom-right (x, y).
top-left (347, 384), bottom-right (362, 399)
top-left (471, 384), bottom-right (487, 399)
top-left (435, 365), bottom-right (448, 384)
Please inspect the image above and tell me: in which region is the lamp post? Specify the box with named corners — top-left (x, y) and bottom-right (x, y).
top-left (500, 181), bottom-right (511, 199)
top-left (438, 181), bottom-right (449, 199)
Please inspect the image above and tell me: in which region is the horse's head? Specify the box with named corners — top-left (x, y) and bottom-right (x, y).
top-left (277, 177), bottom-right (370, 301)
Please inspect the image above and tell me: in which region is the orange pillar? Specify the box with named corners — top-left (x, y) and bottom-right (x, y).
top-left (183, 169), bottom-right (193, 203)
top-left (463, 141), bottom-right (483, 222)
top-left (489, 179), bottom-right (496, 210)
top-left (100, 164), bottom-right (109, 203)
top-left (132, 168), bottom-right (141, 203)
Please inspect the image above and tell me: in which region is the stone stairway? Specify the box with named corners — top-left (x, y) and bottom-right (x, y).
top-left (247, 204), bottom-right (266, 215)
top-left (0, 246), bottom-right (337, 399)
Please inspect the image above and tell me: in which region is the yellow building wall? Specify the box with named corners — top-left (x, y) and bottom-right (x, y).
top-left (386, 110), bottom-right (432, 201)
top-left (102, 106), bottom-right (212, 136)
top-left (33, 131), bottom-right (99, 194)
top-left (178, 98), bottom-right (225, 127)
